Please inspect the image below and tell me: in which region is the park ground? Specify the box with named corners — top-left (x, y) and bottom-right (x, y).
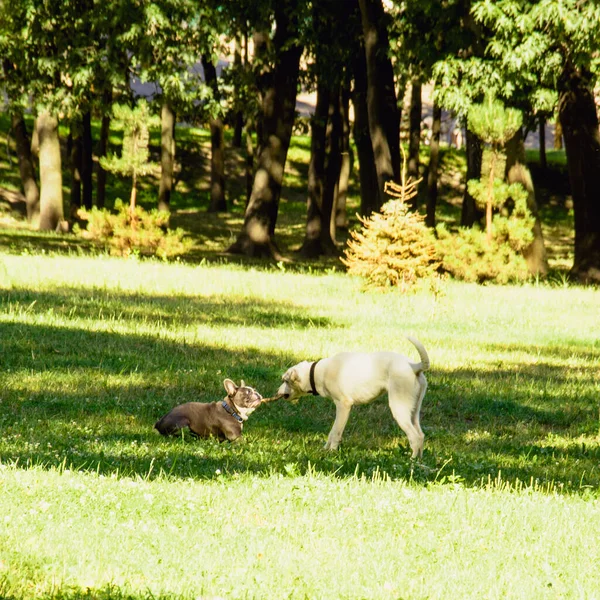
top-left (0, 117), bottom-right (599, 599)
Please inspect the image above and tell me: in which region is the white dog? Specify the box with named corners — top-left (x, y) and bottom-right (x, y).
top-left (276, 337), bottom-right (430, 458)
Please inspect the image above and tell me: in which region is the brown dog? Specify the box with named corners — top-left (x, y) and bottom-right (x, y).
top-left (154, 379), bottom-right (263, 441)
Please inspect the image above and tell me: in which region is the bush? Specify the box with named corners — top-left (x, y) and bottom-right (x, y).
top-left (436, 222), bottom-right (531, 284)
top-left (342, 179), bottom-right (440, 292)
top-left (77, 200), bottom-right (192, 259)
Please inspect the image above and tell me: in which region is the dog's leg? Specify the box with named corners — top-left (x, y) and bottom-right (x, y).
top-left (411, 374), bottom-right (428, 443)
top-left (324, 400), bottom-right (352, 450)
top-left (388, 400), bottom-right (424, 459)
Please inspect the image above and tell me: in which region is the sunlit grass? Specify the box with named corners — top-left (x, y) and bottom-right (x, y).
top-left (1, 252), bottom-right (599, 598)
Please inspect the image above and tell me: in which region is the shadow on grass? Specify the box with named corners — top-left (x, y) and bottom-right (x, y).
top-left (0, 580), bottom-right (182, 600)
top-left (0, 287), bottom-right (333, 332)
top-left (0, 310), bottom-right (599, 491)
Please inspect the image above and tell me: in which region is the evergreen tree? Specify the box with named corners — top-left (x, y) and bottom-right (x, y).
top-left (99, 101), bottom-right (160, 218)
top-left (466, 96), bottom-right (523, 243)
top-left (343, 165), bottom-right (439, 291)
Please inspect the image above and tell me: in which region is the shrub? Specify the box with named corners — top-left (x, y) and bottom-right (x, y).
top-left (77, 200), bottom-right (191, 259)
top-left (342, 176), bottom-right (440, 292)
top-left (436, 223), bottom-right (531, 284)
top-left (435, 95), bottom-right (535, 284)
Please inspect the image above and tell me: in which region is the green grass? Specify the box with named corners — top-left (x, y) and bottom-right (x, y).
top-left (1, 252), bottom-right (599, 598)
top-left (0, 109), bottom-right (590, 598)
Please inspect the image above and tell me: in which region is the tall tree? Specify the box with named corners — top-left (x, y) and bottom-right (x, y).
top-left (470, 0), bottom-right (600, 281)
top-left (133, 0), bottom-right (210, 213)
top-left (158, 103), bottom-right (176, 212)
top-left (37, 111), bottom-right (64, 230)
top-left (350, 17), bottom-right (381, 216)
top-left (299, 0), bottom-right (352, 257)
top-left (228, 0), bottom-right (304, 258)
top-left (388, 0), bottom-right (479, 223)
top-left (358, 0), bottom-right (401, 203)
top-left (426, 102), bottom-right (442, 227)
top-left (505, 129), bottom-right (549, 276)
top-left (407, 81), bottom-right (422, 186)
top-left (202, 55), bottom-right (226, 213)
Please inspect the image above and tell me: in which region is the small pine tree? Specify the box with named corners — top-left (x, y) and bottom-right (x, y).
top-left (467, 95), bottom-right (525, 243)
top-left (342, 167), bottom-right (439, 292)
top-left (99, 100), bottom-right (160, 218)
top-left (434, 96), bottom-right (535, 284)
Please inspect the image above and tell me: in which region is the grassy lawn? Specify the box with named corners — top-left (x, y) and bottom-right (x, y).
top-left (1, 109), bottom-right (595, 598)
top-left (1, 253), bottom-right (599, 599)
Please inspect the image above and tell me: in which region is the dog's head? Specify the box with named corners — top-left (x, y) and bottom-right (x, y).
top-left (276, 361), bottom-right (312, 403)
top-left (224, 379), bottom-right (263, 415)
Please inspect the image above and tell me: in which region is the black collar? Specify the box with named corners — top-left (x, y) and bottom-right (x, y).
top-left (309, 360), bottom-right (320, 396)
top-left (221, 400), bottom-right (243, 423)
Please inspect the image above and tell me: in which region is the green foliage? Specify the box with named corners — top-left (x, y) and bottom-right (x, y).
top-left (467, 95), bottom-right (522, 147)
top-left (447, 95), bottom-right (536, 284)
top-left (77, 200), bottom-right (191, 259)
top-left (343, 178), bottom-right (440, 291)
top-left (436, 223), bottom-right (531, 284)
top-left (467, 162), bottom-right (531, 217)
top-left (100, 101), bottom-right (159, 180)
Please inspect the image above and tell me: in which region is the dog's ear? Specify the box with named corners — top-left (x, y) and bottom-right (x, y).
top-left (288, 368), bottom-right (300, 383)
top-left (240, 379), bottom-right (246, 388)
top-left (223, 378), bottom-right (238, 396)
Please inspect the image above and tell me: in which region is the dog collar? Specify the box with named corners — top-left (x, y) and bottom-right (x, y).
top-left (309, 360), bottom-right (320, 396)
top-left (221, 400), bottom-right (243, 423)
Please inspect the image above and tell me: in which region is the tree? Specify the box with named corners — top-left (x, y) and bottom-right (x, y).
top-left (131, 0), bottom-right (213, 213)
top-left (350, 14), bottom-right (381, 216)
top-left (228, 0), bottom-right (304, 258)
top-left (202, 54), bottom-right (227, 213)
top-left (426, 102), bottom-right (442, 227)
top-left (467, 0), bottom-right (600, 281)
top-left (343, 168), bottom-right (439, 291)
top-left (37, 111), bottom-right (64, 230)
top-left (299, 0), bottom-right (353, 257)
top-left (1, 60), bottom-right (40, 223)
top-left (100, 101), bottom-right (159, 218)
top-left (358, 0), bottom-right (401, 204)
top-left (467, 96), bottom-right (523, 242)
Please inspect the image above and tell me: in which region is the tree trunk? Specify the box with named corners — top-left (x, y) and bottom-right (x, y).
top-left (37, 111), bottom-right (64, 231)
top-left (461, 127), bottom-right (484, 227)
top-left (70, 119), bottom-right (83, 218)
top-left (505, 129), bottom-right (549, 277)
top-left (232, 37), bottom-right (244, 148)
top-left (202, 56), bottom-right (227, 213)
top-left (96, 88), bottom-right (112, 209)
top-left (358, 0), bottom-right (401, 202)
top-left (554, 117), bottom-right (563, 150)
top-left (81, 110), bottom-right (93, 209)
top-left (244, 116), bottom-right (254, 204)
top-left (323, 83), bottom-right (343, 252)
top-left (299, 82), bottom-right (337, 258)
top-left (228, 3), bottom-right (303, 258)
top-left (408, 81), bottom-right (422, 185)
top-left (334, 84), bottom-right (351, 233)
top-left (158, 102), bottom-right (176, 212)
top-left (426, 102), bottom-right (442, 228)
top-left (11, 112), bottom-right (40, 224)
top-left (351, 32), bottom-right (380, 215)
top-left (558, 62), bottom-right (600, 283)
top-left (31, 118), bottom-right (39, 158)
top-left (539, 116), bottom-right (547, 170)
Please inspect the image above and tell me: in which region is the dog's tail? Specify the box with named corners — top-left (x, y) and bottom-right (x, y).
top-left (406, 336), bottom-right (430, 373)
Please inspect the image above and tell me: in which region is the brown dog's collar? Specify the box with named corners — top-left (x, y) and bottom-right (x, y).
top-left (221, 400), bottom-right (243, 423)
top-left (309, 360), bottom-right (320, 396)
